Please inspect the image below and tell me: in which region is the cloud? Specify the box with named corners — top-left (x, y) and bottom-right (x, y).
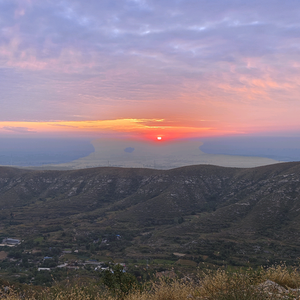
top-left (2, 126), bottom-right (36, 133)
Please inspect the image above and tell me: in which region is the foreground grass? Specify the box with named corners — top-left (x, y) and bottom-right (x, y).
top-left (2, 264), bottom-right (300, 299)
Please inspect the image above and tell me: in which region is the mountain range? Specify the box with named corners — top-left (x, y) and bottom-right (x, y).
top-left (1, 162), bottom-right (300, 267)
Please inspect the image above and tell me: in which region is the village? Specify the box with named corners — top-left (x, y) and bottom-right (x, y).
top-left (0, 236), bottom-right (128, 285)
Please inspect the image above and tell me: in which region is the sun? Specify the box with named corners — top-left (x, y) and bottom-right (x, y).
top-left (157, 136), bottom-right (162, 141)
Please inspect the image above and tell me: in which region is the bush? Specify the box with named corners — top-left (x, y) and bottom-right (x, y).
top-left (101, 264), bottom-right (140, 298)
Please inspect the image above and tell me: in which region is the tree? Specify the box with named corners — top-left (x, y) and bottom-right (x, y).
top-left (101, 264), bottom-right (140, 298)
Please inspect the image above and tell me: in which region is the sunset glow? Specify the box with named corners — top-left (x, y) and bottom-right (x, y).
top-left (0, 119), bottom-right (233, 140)
top-left (0, 1), bottom-right (300, 140)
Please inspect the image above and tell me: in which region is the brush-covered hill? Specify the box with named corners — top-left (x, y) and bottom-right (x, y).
top-left (1, 162), bottom-right (300, 266)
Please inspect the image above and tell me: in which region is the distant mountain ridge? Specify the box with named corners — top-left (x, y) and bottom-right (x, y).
top-left (1, 162), bottom-right (300, 266)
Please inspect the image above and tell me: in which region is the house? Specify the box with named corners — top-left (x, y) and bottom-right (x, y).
top-left (2, 238), bottom-right (21, 245)
top-left (56, 263), bottom-right (68, 268)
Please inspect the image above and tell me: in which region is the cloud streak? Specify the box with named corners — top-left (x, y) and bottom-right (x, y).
top-left (2, 126), bottom-right (36, 133)
top-left (0, 118), bottom-right (228, 140)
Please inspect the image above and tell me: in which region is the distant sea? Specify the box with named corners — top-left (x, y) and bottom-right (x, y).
top-left (0, 138), bottom-right (95, 167)
top-left (1, 136), bottom-right (300, 168)
top-left (200, 136), bottom-right (300, 162)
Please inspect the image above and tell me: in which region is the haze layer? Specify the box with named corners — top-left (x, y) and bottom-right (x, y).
top-left (43, 139), bottom-right (279, 170)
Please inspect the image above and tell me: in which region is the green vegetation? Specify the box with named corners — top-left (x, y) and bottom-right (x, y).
top-left (101, 264), bottom-right (141, 298)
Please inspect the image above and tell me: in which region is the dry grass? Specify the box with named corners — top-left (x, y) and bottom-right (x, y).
top-left (2, 264), bottom-right (300, 300)
top-left (196, 269), bottom-right (267, 300)
top-left (127, 278), bottom-right (195, 300)
top-left (264, 264), bottom-right (300, 289)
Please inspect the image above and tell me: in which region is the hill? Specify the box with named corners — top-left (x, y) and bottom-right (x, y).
top-left (0, 162), bottom-right (300, 275)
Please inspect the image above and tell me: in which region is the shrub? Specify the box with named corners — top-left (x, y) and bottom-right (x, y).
top-left (101, 264), bottom-right (140, 298)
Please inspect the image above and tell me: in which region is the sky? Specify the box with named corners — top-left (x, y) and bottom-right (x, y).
top-left (1, 0), bottom-right (300, 141)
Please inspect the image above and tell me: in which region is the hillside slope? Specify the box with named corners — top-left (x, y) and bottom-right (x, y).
top-left (1, 162), bottom-right (300, 266)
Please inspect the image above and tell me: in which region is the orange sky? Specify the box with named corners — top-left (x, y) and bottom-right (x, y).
top-left (0, 119), bottom-right (232, 141)
top-left (1, 1), bottom-right (300, 140)
top-left (1, 110), bottom-right (300, 141)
